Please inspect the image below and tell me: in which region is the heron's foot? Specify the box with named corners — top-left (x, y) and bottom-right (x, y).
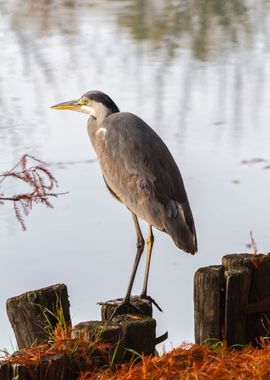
top-left (139, 294), bottom-right (163, 312)
top-left (109, 300), bottom-right (141, 320)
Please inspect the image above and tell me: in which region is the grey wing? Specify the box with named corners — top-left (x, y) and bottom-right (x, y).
top-left (96, 112), bottom-right (197, 254)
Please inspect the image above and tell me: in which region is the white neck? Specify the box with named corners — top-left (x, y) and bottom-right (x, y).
top-left (92, 103), bottom-right (110, 126)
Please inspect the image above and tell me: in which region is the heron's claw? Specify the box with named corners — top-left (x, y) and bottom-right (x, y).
top-left (139, 294), bottom-right (163, 312)
top-left (109, 301), bottom-right (141, 320)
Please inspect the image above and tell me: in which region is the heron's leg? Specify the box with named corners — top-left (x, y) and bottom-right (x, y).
top-left (109, 213), bottom-right (145, 319)
top-left (122, 212), bottom-right (145, 303)
top-left (140, 226), bottom-right (163, 312)
top-left (140, 225), bottom-right (154, 297)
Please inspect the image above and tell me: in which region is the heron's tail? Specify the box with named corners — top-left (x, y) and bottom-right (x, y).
top-left (163, 201), bottom-right (197, 255)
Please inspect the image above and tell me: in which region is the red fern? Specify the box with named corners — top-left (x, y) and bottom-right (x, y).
top-left (0, 155), bottom-right (66, 230)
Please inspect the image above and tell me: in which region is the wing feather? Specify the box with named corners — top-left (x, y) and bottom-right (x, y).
top-left (94, 112), bottom-right (197, 254)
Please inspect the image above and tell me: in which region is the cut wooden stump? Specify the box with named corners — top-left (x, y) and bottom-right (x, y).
top-left (6, 284), bottom-right (71, 349)
top-left (73, 315), bottom-right (156, 363)
top-left (223, 254), bottom-right (270, 345)
top-left (2, 286), bottom-right (160, 378)
top-left (224, 268), bottom-right (250, 346)
top-left (39, 354), bottom-right (71, 380)
top-left (99, 296), bottom-right (153, 321)
top-left (194, 253), bottom-right (270, 347)
top-left (194, 265), bottom-right (224, 344)
top-left (0, 363), bottom-right (33, 380)
top-left (10, 363), bottom-right (31, 380)
top-left (0, 363), bottom-right (10, 380)
top-left (0, 355), bottom-right (70, 380)
top-left (73, 320), bottom-right (122, 344)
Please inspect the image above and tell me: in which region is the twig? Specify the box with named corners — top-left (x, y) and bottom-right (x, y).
top-left (250, 230), bottom-right (258, 256)
top-left (0, 154), bottom-right (67, 230)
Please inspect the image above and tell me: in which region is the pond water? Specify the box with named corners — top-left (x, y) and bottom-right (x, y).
top-left (0, 0), bottom-right (270, 352)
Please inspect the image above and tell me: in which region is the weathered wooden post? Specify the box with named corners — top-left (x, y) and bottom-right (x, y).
top-left (0, 364), bottom-right (10, 380)
top-left (6, 284), bottom-right (71, 349)
top-left (100, 295), bottom-right (153, 320)
top-left (224, 268), bottom-right (250, 346)
top-left (73, 315), bottom-right (156, 363)
top-left (194, 265), bottom-right (224, 344)
top-left (194, 253), bottom-right (270, 347)
top-left (223, 253), bottom-right (270, 345)
top-left (1, 285), bottom-right (164, 379)
top-left (97, 294), bottom-right (167, 360)
top-left (39, 354), bottom-right (70, 380)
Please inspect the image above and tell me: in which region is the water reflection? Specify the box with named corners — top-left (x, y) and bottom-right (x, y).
top-left (2, 0), bottom-right (269, 59)
top-left (116, 0), bottom-right (256, 60)
top-left (0, 0), bottom-right (270, 352)
top-left (0, 0), bottom-right (269, 159)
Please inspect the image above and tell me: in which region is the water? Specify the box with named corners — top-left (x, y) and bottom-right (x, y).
top-left (1, 0), bottom-right (270, 352)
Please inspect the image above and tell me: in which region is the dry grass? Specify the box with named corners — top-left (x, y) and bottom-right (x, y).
top-left (79, 340), bottom-right (270, 380)
top-left (4, 324), bottom-right (112, 375)
top-left (4, 323), bottom-right (270, 379)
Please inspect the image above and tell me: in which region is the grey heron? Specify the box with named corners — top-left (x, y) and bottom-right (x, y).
top-left (51, 90), bottom-right (197, 316)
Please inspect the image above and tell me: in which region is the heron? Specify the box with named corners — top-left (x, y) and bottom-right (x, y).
top-left (51, 90), bottom-right (197, 316)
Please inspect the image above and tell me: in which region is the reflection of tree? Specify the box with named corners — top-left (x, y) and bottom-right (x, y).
top-left (0, 0), bottom-right (269, 160)
top-left (3, 0), bottom-right (77, 36)
top-left (116, 0), bottom-right (261, 60)
top-left (3, 0), bottom-right (267, 63)
top-left (1, 0), bottom-right (79, 82)
top-left (0, 0), bottom-right (83, 164)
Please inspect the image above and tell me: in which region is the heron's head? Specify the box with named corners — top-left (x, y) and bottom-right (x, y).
top-left (51, 90), bottom-right (119, 119)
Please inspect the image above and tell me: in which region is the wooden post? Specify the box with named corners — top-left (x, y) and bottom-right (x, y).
top-left (100, 296), bottom-right (152, 321)
top-left (223, 253), bottom-right (270, 345)
top-left (194, 254), bottom-right (270, 347)
top-left (39, 354), bottom-right (71, 380)
top-left (194, 265), bottom-right (224, 344)
top-left (0, 364), bottom-right (10, 380)
top-left (0, 356), bottom-right (70, 380)
top-left (6, 284), bottom-right (71, 349)
top-left (73, 315), bottom-right (156, 364)
top-left (224, 268), bottom-right (250, 346)
top-left (73, 320), bottom-right (122, 344)
top-left (10, 364), bottom-right (30, 380)
top-left (1, 286), bottom-right (160, 379)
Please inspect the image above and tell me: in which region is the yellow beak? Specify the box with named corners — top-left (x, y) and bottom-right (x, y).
top-left (51, 99), bottom-right (82, 111)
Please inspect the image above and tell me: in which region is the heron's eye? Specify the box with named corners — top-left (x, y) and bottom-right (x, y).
top-left (80, 98), bottom-right (88, 105)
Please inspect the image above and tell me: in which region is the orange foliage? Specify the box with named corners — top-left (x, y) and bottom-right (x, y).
top-left (4, 324), bottom-right (270, 379)
top-left (80, 341), bottom-right (270, 380)
top-left (5, 326), bottom-right (111, 373)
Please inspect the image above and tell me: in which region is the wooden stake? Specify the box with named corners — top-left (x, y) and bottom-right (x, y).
top-left (100, 296), bottom-right (152, 321)
top-left (194, 265), bottom-right (224, 344)
top-left (224, 268), bottom-right (250, 346)
top-left (73, 315), bottom-right (156, 363)
top-left (223, 253), bottom-right (270, 345)
top-left (6, 284), bottom-right (71, 349)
